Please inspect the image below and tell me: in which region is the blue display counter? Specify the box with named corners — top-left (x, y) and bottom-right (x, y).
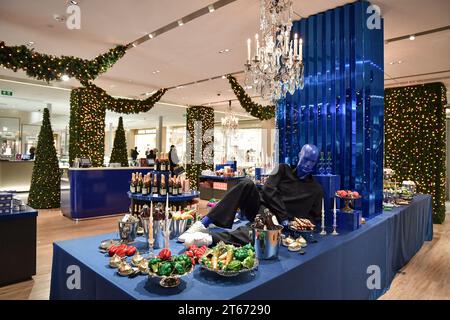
top-left (0, 205), bottom-right (38, 286)
top-left (50, 195), bottom-right (432, 300)
top-left (61, 167), bottom-right (156, 220)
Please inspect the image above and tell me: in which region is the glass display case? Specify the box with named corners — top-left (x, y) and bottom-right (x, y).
top-left (0, 117), bottom-right (20, 158)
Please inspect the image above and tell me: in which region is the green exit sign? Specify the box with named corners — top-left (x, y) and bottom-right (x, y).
top-left (1, 90), bottom-right (13, 96)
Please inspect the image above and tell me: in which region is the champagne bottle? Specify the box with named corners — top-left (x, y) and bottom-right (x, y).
top-left (169, 176), bottom-right (173, 195)
top-left (176, 176), bottom-right (181, 195)
top-left (160, 174), bottom-right (167, 196)
top-left (130, 173), bottom-right (136, 193)
top-left (142, 173), bottom-right (150, 195)
top-left (172, 176), bottom-right (178, 196)
top-left (155, 154), bottom-right (160, 171)
top-left (152, 174), bottom-right (158, 194)
top-left (160, 153), bottom-right (166, 171)
top-left (137, 172), bottom-right (142, 193)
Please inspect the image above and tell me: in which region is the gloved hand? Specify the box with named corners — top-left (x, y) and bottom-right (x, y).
top-left (184, 232), bottom-right (212, 248)
top-left (281, 219), bottom-right (290, 229)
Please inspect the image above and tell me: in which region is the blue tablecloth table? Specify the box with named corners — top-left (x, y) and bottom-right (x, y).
top-left (50, 195), bottom-right (433, 300)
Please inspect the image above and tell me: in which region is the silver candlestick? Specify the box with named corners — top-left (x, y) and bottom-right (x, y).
top-left (320, 197), bottom-right (327, 235)
top-left (332, 196), bottom-right (339, 235)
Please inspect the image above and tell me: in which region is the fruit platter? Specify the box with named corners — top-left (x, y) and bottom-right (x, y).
top-left (199, 242), bottom-right (258, 277)
top-left (147, 248), bottom-right (194, 287)
top-left (335, 190), bottom-right (361, 213)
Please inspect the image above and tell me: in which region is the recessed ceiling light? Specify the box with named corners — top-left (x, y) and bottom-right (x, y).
top-left (176, 86), bottom-right (184, 89)
top-left (409, 35), bottom-right (416, 40)
top-left (178, 20), bottom-right (184, 27)
top-left (61, 74), bottom-right (70, 81)
top-left (221, 75), bottom-right (226, 79)
top-left (148, 33), bottom-right (154, 39)
top-left (398, 60), bottom-right (403, 64)
top-left (69, 0), bottom-right (78, 5)
top-left (152, 70), bottom-right (160, 74)
top-left (208, 5), bottom-right (215, 13)
top-left (219, 49), bottom-right (231, 54)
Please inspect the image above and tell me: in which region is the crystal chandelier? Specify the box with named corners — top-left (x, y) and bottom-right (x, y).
top-left (221, 101), bottom-right (239, 130)
top-left (244, 0), bottom-right (304, 103)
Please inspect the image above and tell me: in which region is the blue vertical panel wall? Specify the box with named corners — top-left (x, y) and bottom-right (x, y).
top-left (277, 1), bottom-right (384, 216)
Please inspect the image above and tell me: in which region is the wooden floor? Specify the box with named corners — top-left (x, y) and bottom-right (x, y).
top-left (0, 203), bottom-right (449, 300)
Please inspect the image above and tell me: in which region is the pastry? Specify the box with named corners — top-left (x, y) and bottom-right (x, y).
top-left (131, 252), bottom-right (144, 266)
top-left (296, 236), bottom-right (307, 247)
top-left (118, 261), bottom-right (133, 276)
top-left (138, 259), bottom-right (149, 274)
top-left (282, 236), bottom-right (295, 247)
top-left (109, 254), bottom-right (122, 268)
top-left (288, 242), bottom-right (302, 252)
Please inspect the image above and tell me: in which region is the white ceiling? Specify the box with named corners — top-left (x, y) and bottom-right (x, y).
top-left (0, 0), bottom-right (449, 129)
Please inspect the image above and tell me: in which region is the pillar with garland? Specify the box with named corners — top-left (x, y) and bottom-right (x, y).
top-left (186, 106), bottom-right (215, 190)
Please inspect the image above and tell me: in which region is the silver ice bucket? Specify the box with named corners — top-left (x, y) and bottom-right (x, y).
top-left (170, 219), bottom-right (189, 239)
top-left (118, 220), bottom-right (138, 243)
top-left (251, 225), bottom-right (283, 260)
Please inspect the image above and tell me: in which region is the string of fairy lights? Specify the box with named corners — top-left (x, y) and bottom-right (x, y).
top-left (227, 74), bottom-right (276, 121)
top-left (186, 106), bottom-right (215, 190)
top-left (28, 108), bottom-right (61, 209)
top-left (385, 82), bottom-right (447, 223)
top-left (0, 41), bottom-right (127, 85)
top-left (69, 85), bottom-right (166, 167)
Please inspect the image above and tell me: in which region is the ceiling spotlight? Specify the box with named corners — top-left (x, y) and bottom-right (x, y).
top-left (148, 33), bottom-right (154, 39)
top-left (152, 70), bottom-right (160, 74)
top-left (219, 49), bottom-right (231, 54)
top-left (61, 74), bottom-right (70, 81)
top-left (409, 35), bottom-right (416, 40)
top-left (208, 5), bottom-right (215, 13)
top-left (178, 20), bottom-right (184, 26)
top-left (398, 60), bottom-right (403, 64)
top-left (221, 75), bottom-right (226, 79)
top-left (69, 0), bottom-right (78, 5)
top-left (27, 41), bottom-right (35, 47)
top-left (176, 86), bottom-right (184, 89)
top-left (132, 42), bottom-right (137, 47)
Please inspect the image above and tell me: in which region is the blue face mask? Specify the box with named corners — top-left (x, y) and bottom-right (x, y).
top-left (296, 144), bottom-right (320, 180)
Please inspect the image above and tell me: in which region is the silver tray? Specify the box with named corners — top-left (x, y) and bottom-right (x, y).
top-left (199, 258), bottom-right (259, 277)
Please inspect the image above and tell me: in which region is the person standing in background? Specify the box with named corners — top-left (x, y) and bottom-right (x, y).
top-left (131, 147), bottom-right (139, 161)
top-left (29, 146), bottom-right (36, 160)
top-left (147, 149), bottom-right (156, 160)
top-left (169, 145), bottom-right (180, 172)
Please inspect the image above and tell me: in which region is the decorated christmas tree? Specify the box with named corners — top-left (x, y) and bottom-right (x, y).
top-left (28, 108), bottom-right (61, 209)
top-left (110, 116), bottom-right (129, 167)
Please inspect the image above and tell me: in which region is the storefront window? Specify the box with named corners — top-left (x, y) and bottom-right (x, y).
top-left (0, 117), bottom-right (20, 158)
top-left (135, 129), bottom-right (156, 159)
top-left (166, 126), bottom-right (186, 164)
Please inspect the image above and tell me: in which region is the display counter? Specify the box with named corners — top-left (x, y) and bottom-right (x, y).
top-left (199, 175), bottom-right (246, 200)
top-left (0, 205), bottom-right (38, 286)
top-left (61, 167), bottom-right (155, 220)
top-left (0, 160), bottom-right (34, 192)
top-left (50, 195), bottom-right (432, 300)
